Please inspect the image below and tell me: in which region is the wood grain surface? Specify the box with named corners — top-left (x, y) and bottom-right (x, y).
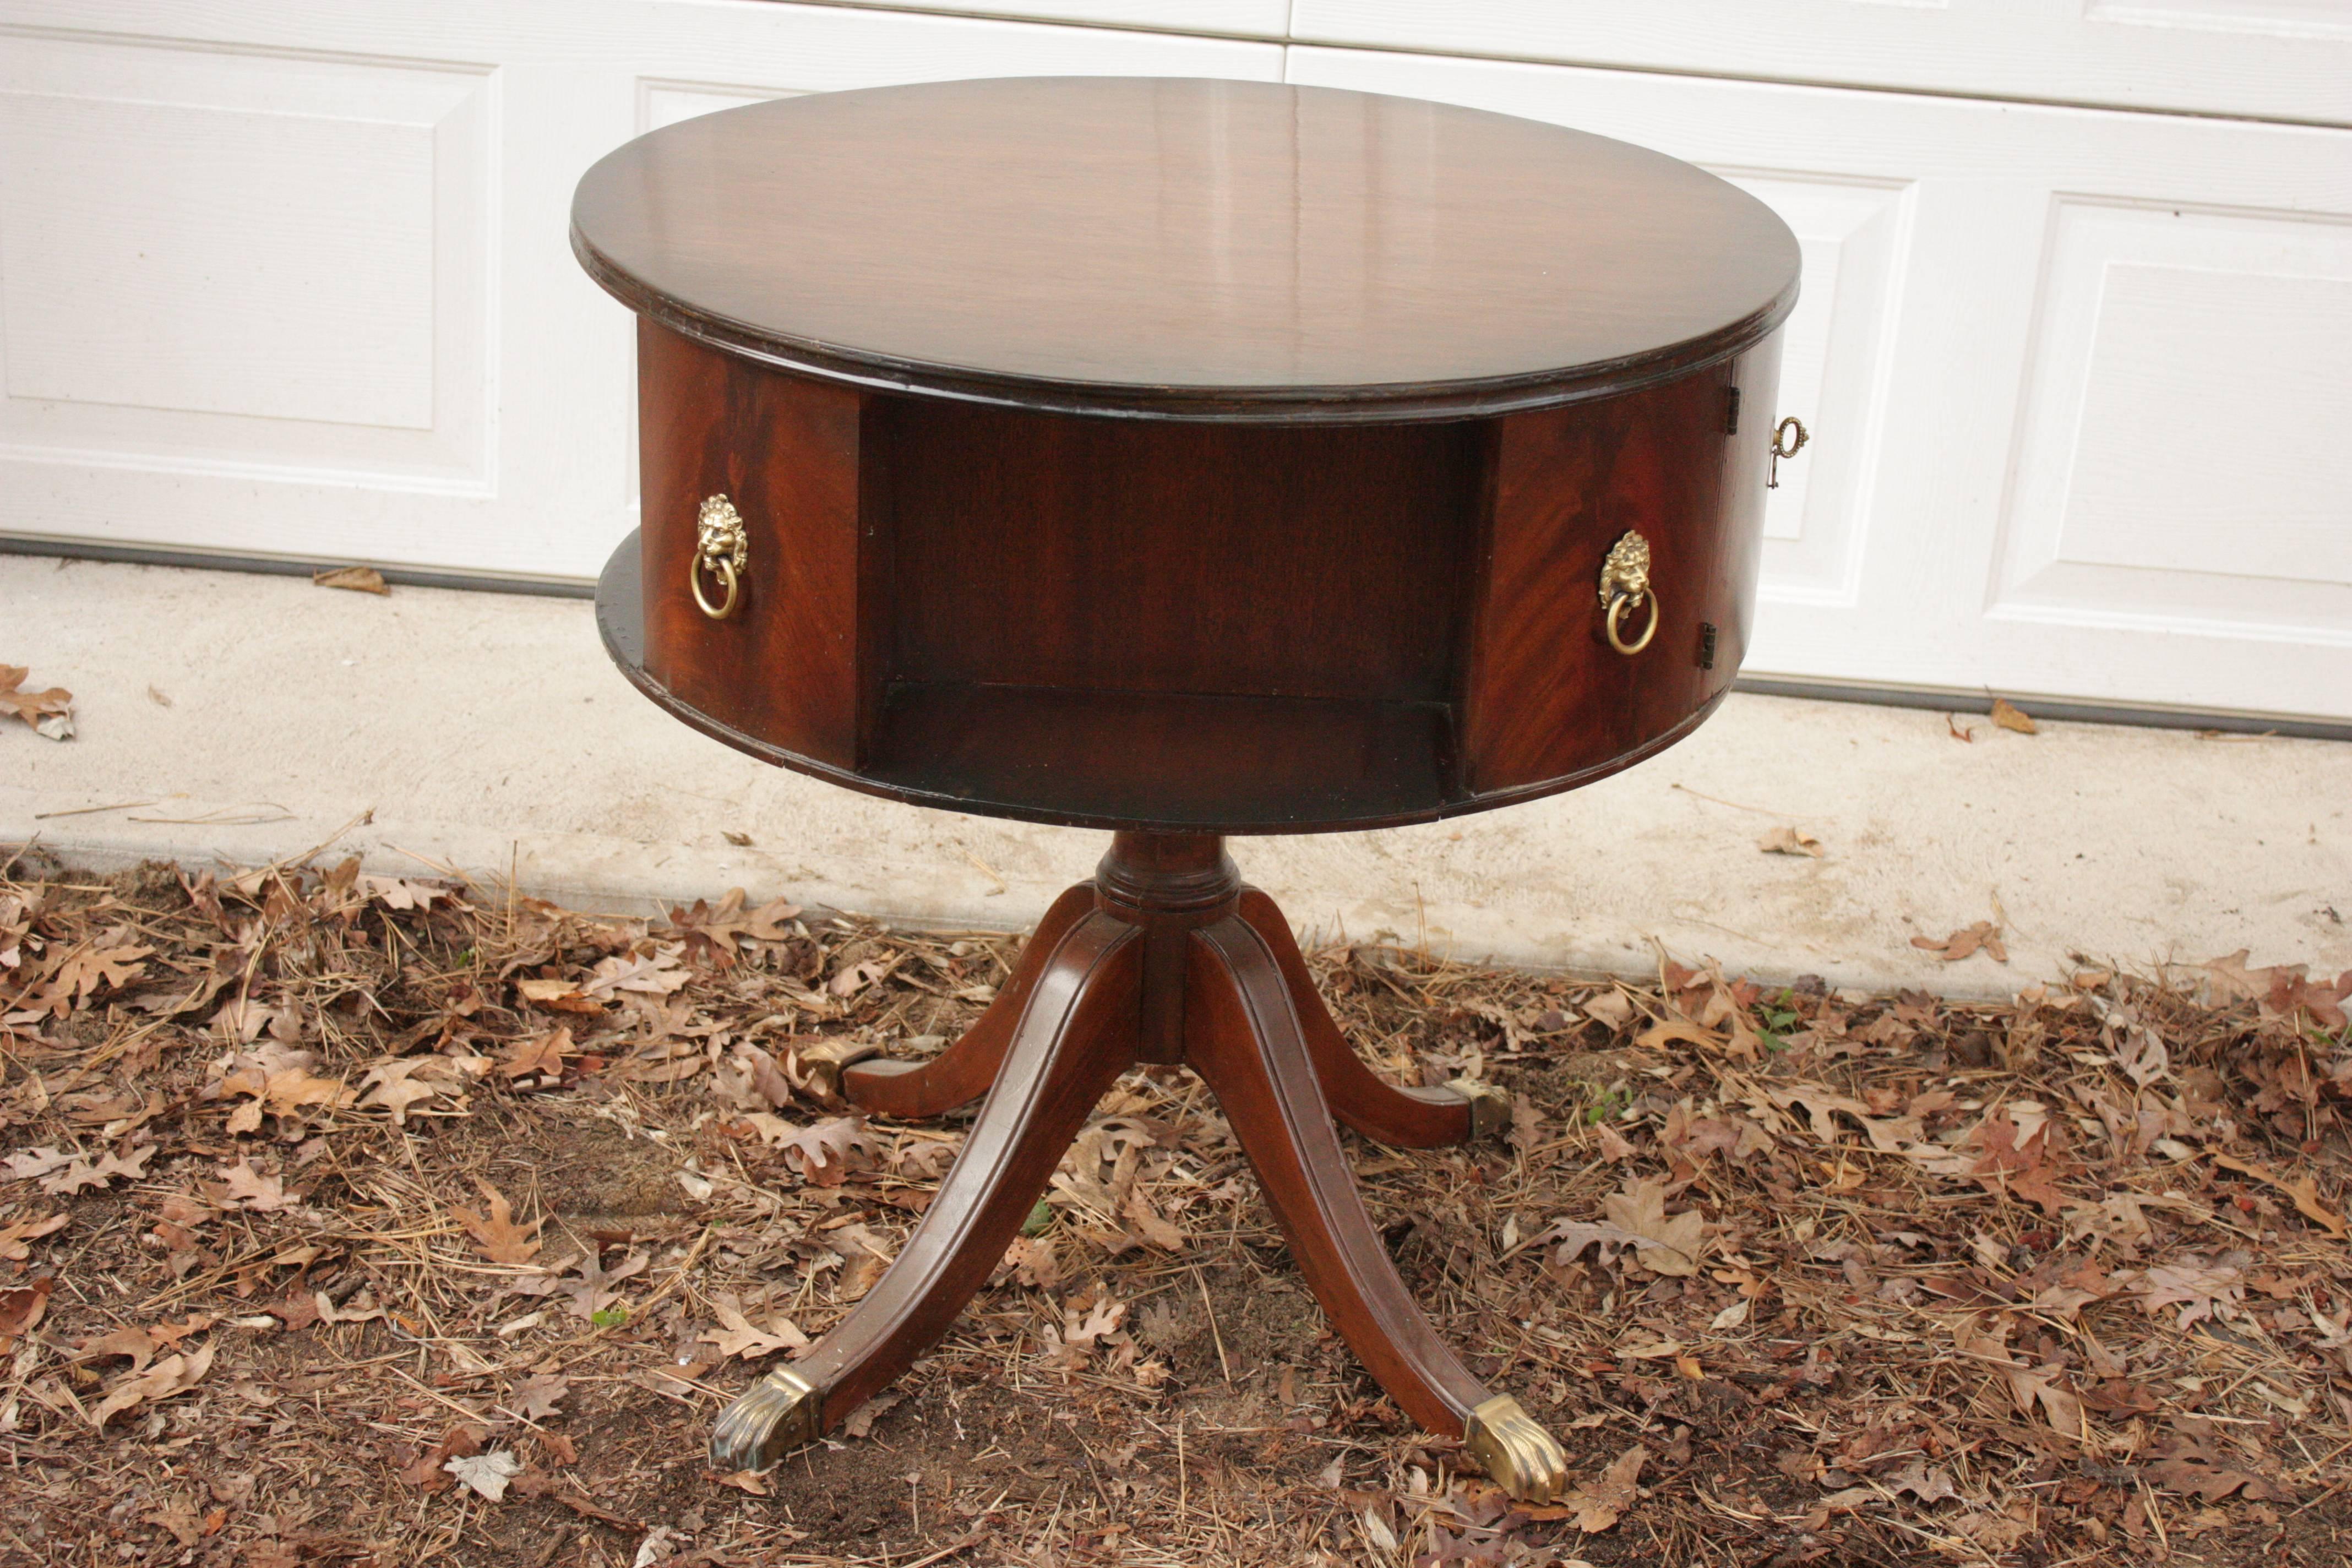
top-left (574, 77), bottom-right (1798, 421)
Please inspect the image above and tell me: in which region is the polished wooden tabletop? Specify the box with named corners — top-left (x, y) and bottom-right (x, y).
top-left (573, 77), bottom-right (1799, 421)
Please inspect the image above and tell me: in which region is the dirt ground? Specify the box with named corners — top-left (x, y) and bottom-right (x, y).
top-left (2, 848), bottom-right (2349, 1566)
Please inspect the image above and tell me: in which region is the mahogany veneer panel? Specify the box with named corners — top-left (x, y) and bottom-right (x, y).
top-left (636, 319), bottom-right (867, 770)
top-left (1458, 337), bottom-right (1779, 794)
top-left (877, 398), bottom-right (1478, 703)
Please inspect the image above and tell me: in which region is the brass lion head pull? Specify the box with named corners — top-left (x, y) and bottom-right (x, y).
top-left (692, 494), bottom-right (748, 620)
top-left (1597, 531), bottom-right (1658, 656)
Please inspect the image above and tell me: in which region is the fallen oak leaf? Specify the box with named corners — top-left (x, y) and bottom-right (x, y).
top-left (1532, 1217), bottom-right (1651, 1269)
top-left (1632, 1019), bottom-right (1724, 1053)
top-left (0, 1277), bottom-right (56, 1345)
top-left (0, 1211), bottom-right (68, 1260)
top-left (1600, 1175), bottom-right (1707, 1277)
top-left (42, 941), bottom-right (154, 1007)
top-left (557, 1246), bottom-right (649, 1321)
top-left (698, 1294), bottom-right (810, 1361)
top-left (2212, 1152), bottom-right (2348, 1239)
top-left (2146, 1452), bottom-right (2288, 1504)
top-left (92, 1340), bottom-right (216, 1427)
top-left (41, 1144), bottom-right (154, 1196)
top-left (453, 1178), bottom-right (542, 1265)
top-left (1, 664), bottom-right (73, 731)
top-left (261, 1066), bottom-right (352, 1113)
top-left (584, 951), bottom-right (689, 998)
top-left (840, 1389), bottom-right (903, 1439)
top-left (312, 565), bottom-right (389, 595)
top-left (2127, 1258), bottom-right (2245, 1328)
top-left (1562, 1445), bottom-right (1648, 1532)
top-left (361, 874), bottom-right (451, 911)
top-left (498, 1027), bottom-right (579, 1081)
top-left (3, 1146), bottom-right (75, 1182)
top-left (447, 1447), bottom-right (523, 1501)
top-left (74, 1323), bottom-right (164, 1374)
top-left (827, 956), bottom-right (895, 998)
top-left (399, 1424), bottom-right (487, 1491)
top-left (357, 1058), bottom-right (454, 1126)
top-left (217, 1159), bottom-right (295, 1211)
top-left (1888, 1461), bottom-right (1961, 1506)
top-left (1989, 697), bottom-right (2038, 734)
top-left (503, 1374), bottom-right (569, 1423)
top-left (1912, 922), bottom-right (2008, 963)
top-left (780, 1115), bottom-right (879, 1187)
top-left (1119, 1188), bottom-right (1186, 1251)
top-left (2198, 949), bottom-right (2276, 1004)
top-left (1757, 825), bottom-right (1825, 858)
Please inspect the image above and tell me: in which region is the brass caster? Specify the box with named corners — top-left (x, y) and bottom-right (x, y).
top-left (1462, 1393), bottom-right (1569, 1503)
top-left (798, 1038), bottom-right (882, 1102)
top-left (1446, 1078), bottom-right (1513, 1140)
top-left (709, 1365), bottom-right (821, 1472)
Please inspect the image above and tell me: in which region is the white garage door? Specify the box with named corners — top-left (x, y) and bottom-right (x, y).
top-left (3, 1), bottom-right (2348, 725)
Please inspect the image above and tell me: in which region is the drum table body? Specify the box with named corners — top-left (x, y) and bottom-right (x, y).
top-left (573, 77), bottom-right (1800, 1500)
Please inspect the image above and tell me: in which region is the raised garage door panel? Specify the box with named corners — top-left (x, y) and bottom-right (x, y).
top-left (0, 1), bottom-right (1283, 583)
top-left (1290, 0), bottom-right (2352, 126)
top-left (1286, 46), bottom-right (2352, 721)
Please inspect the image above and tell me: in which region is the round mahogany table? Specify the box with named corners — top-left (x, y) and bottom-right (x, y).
top-left (573, 75), bottom-right (1800, 1500)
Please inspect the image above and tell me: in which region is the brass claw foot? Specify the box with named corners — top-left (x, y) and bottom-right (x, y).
top-left (1462, 1393), bottom-right (1569, 1502)
top-left (709, 1366), bottom-right (821, 1472)
top-left (1445, 1078), bottom-right (1513, 1140)
top-left (798, 1038), bottom-right (881, 1102)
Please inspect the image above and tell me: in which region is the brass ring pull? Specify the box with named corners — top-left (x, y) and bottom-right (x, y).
top-left (1606, 587), bottom-right (1659, 655)
top-left (692, 494), bottom-right (748, 621)
top-left (692, 554), bottom-right (739, 620)
top-left (1597, 531), bottom-right (1657, 657)
top-left (1768, 416), bottom-right (1809, 489)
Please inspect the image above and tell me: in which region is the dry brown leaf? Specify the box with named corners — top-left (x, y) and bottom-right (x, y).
top-left (1600, 1176), bottom-right (1707, 1276)
top-left (444, 1449), bottom-right (521, 1501)
top-left (780, 1116), bottom-right (879, 1187)
top-left (504, 1374), bottom-right (569, 1422)
top-left (840, 1389), bottom-right (902, 1439)
top-left (2132, 1259), bottom-right (2245, 1327)
top-left (1633, 1019), bottom-right (1724, 1053)
top-left (1757, 825), bottom-right (1825, 858)
top-left (92, 1340), bottom-right (216, 1427)
top-left (2198, 949), bottom-right (2275, 1004)
top-left (3, 1146), bottom-right (74, 1182)
top-left (262, 1067), bottom-right (352, 1114)
top-left (362, 875), bottom-right (450, 912)
top-left (499, 1027), bottom-right (578, 1081)
top-left (1562, 1445), bottom-right (1648, 1532)
top-left (0, 664), bottom-right (73, 733)
top-left (698, 1294), bottom-right (810, 1361)
top-left (41, 1144), bottom-right (153, 1196)
top-left (1120, 1188), bottom-right (1186, 1250)
top-left (453, 1179), bottom-right (542, 1265)
top-left (0, 1211), bottom-right (67, 1261)
top-left (1912, 921), bottom-right (2008, 963)
top-left (358, 1058), bottom-right (454, 1125)
top-left (44, 943), bottom-right (154, 1008)
top-left (585, 951), bottom-right (689, 998)
top-left (2212, 1151), bottom-right (2347, 1238)
top-left (219, 1159), bottom-right (295, 1211)
top-left (312, 565), bottom-right (389, 595)
top-left (75, 1323), bottom-right (163, 1374)
top-left (0, 1277), bottom-right (55, 1344)
top-left (1990, 697), bottom-right (2038, 733)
